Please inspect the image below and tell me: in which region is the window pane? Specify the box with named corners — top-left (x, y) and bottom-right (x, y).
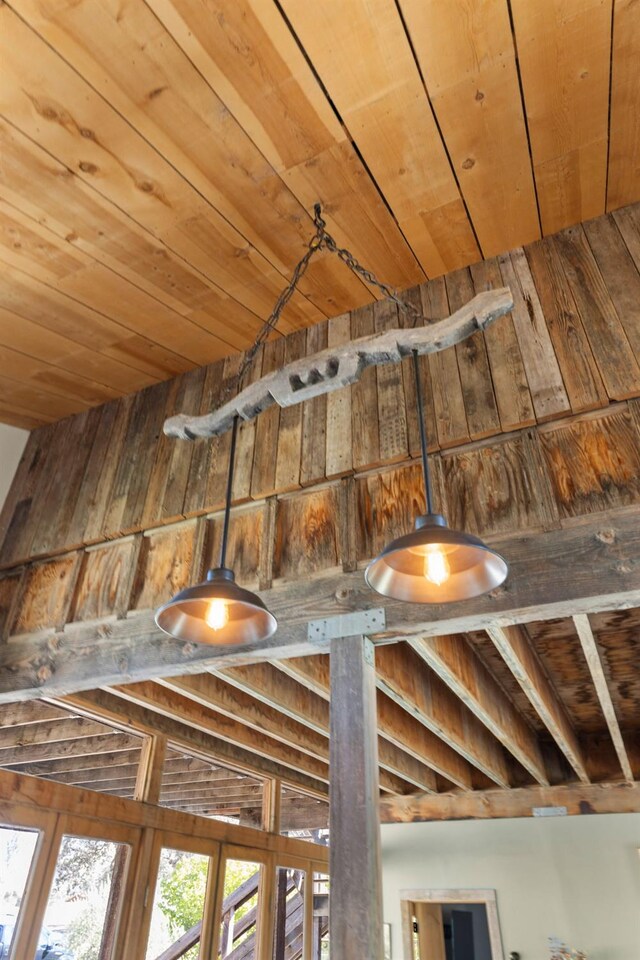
top-left (272, 867), bottom-right (305, 960)
top-left (280, 788), bottom-right (329, 845)
top-left (311, 874), bottom-right (330, 960)
top-left (0, 825), bottom-right (39, 958)
top-left (146, 848), bottom-right (210, 960)
top-left (39, 835), bottom-right (129, 960)
top-left (218, 859), bottom-right (261, 959)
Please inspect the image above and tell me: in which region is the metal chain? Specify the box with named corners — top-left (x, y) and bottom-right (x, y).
top-left (236, 203), bottom-right (424, 388)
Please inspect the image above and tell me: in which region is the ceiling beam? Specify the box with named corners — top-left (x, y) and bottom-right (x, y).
top-left (63, 689), bottom-right (329, 799)
top-left (0, 732), bottom-right (141, 767)
top-left (408, 634), bottom-right (549, 784)
top-left (374, 643), bottom-right (512, 787)
top-left (486, 624), bottom-right (589, 783)
top-left (1, 508), bottom-right (639, 702)
top-left (166, 671), bottom-right (436, 793)
top-left (380, 781), bottom-right (640, 824)
top-left (573, 614), bottom-right (635, 783)
top-left (276, 655), bottom-right (475, 789)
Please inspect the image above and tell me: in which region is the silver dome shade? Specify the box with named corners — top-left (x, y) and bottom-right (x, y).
top-left (364, 514), bottom-right (508, 604)
top-left (155, 567), bottom-right (277, 646)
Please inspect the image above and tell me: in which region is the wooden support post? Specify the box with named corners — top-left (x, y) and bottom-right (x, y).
top-left (134, 734), bottom-right (167, 804)
top-left (329, 634), bottom-right (383, 960)
top-left (262, 778), bottom-right (282, 833)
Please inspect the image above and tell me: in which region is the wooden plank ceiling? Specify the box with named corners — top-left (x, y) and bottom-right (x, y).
top-left (0, 0), bottom-right (639, 428)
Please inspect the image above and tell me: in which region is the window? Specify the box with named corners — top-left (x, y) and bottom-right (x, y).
top-left (146, 847), bottom-right (211, 960)
top-left (311, 873), bottom-right (330, 959)
top-left (272, 866), bottom-right (306, 960)
top-left (38, 835), bottom-right (130, 960)
top-left (0, 825), bottom-right (39, 958)
top-left (218, 859), bottom-right (261, 959)
top-left (157, 748), bottom-right (265, 826)
top-left (280, 788), bottom-right (329, 845)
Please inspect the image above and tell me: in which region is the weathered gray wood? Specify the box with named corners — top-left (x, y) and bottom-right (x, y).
top-left (329, 635), bottom-right (383, 960)
top-left (164, 290), bottom-right (513, 439)
top-left (380, 781), bottom-right (640, 823)
top-left (1, 508), bottom-right (640, 701)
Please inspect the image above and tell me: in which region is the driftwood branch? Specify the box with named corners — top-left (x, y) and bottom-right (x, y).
top-left (164, 288), bottom-right (513, 440)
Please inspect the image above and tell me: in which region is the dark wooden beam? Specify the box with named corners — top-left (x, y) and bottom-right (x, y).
top-left (330, 635), bottom-right (383, 960)
top-left (380, 781), bottom-right (640, 823)
top-left (1, 508), bottom-right (639, 701)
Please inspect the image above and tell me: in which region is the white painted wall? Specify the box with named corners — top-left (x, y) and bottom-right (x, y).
top-left (0, 423), bottom-right (29, 512)
top-left (382, 813), bottom-right (640, 960)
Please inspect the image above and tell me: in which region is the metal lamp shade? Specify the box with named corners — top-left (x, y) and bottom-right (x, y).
top-left (155, 568), bottom-right (277, 646)
top-left (365, 514), bottom-right (508, 604)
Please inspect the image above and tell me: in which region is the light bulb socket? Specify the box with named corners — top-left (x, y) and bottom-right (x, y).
top-left (414, 513), bottom-right (447, 530)
top-left (207, 567), bottom-right (235, 583)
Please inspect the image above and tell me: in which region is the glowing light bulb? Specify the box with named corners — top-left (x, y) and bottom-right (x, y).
top-left (423, 547), bottom-right (450, 586)
top-left (205, 598), bottom-right (229, 631)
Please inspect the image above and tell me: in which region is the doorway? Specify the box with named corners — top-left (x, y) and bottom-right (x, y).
top-left (401, 889), bottom-right (504, 960)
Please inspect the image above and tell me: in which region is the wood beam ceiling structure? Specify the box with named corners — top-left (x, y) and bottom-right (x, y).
top-left (0, 0), bottom-right (639, 427)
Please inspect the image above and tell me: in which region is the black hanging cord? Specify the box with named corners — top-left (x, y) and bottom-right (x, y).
top-left (219, 414), bottom-right (239, 570)
top-left (412, 349), bottom-right (434, 516)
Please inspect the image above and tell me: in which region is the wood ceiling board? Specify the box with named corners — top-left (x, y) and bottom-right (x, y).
top-left (399, 0), bottom-right (541, 257)
top-left (524, 618), bottom-right (607, 733)
top-left (511, 0), bottom-right (612, 235)
top-left (588, 607), bottom-right (640, 728)
top-left (147, 0), bottom-right (424, 291)
top-left (0, 120), bottom-right (271, 338)
top-left (0, 7), bottom-right (318, 336)
top-left (607, 0), bottom-right (640, 210)
top-left (281, 0), bottom-right (479, 276)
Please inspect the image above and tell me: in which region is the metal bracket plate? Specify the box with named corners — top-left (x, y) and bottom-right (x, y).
top-left (532, 806), bottom-right (568, 818)
top-left (307, 608), bottom-right (386, 645)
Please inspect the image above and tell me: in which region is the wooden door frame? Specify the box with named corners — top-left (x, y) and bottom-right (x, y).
top-left (400, 888), bottom-right (504, 960)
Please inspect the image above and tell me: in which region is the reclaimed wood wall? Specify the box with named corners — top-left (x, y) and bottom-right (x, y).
top-left (2, 207), bottom-right (640, 578)
top-left (2, 399), bottom-right (640, 645)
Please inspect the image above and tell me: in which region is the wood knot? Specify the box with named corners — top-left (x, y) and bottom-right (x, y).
top-left (97, 623), bottom-right (113, 638)
top-left (181, 642), bottom-right (197, 656)
top-left (596, 528), bottom-right (616, 544)
top-left (79, 161), bottom-right (98, 174)
top-left (615, 560), bottom-right (633, 574)
top-left (334, 587), bottom-right (352, 602)
top-left (138, 180), bottom-right (154, 193)
top-left (80, 127), bottom-right (96, 139)
top-left (462, 157), bottom-right (475, 170)
top-left (36, 664), bottom-right (53, 684)
top-left (65, 231), bottom-right (78, 243)
top-left (475, 89), bottom-right (485, 101)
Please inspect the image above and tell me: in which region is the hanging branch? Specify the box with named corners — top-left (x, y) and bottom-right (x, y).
top-left (165, 288), bottom-right (513, 440)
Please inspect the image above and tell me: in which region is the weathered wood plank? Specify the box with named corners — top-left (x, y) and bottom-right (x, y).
top-left (299, 321), bottom-right (328, 487)
top-left (553, 224), bottom-right (640, 399)
top-left (251, 338), bottom-right (285, 498)
top-left (374, 300), bottom-right (409, 463)
top-left (273, 488), bottom-right (340, 581)
top-left (2, 508), bottom-right (640, 702)
top-left (274, 328), bottom-right (307, 492)
top-left (525, 239), bottom-right (607, 413)
top-left (499, 249), bottom-right (570, 420)
top-left (350, 303), bottom-right (380, 470)
top-left (421, 278), bottom-right (468, 448)
top-left (380, 782), bottom-right (640, 823)
top-left (538, 408), bottom-right (640, 518)
top-left (445, 267), bottom-right (500, 440)
top-left (324, 313), bottom-right (353, 478)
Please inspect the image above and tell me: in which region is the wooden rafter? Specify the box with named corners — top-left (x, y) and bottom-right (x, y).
top-left (573, 614), bottom-right (634, 783)
top-left (486, 624), bottom-right (589, 783)
top-left (408, 634), bottom-right (549, 784)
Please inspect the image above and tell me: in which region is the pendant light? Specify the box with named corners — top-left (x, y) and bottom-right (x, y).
top-left (155, 415), bottom-right (277, 645)
top-left (365, 351), bottom-right (508, 603)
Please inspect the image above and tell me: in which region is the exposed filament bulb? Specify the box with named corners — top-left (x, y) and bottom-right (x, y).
top-left (423, 546), bottom-right (450, 586)
top-left (205, 598), bottom-right (230, 631)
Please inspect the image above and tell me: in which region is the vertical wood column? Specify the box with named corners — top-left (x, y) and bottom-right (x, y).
top-left (329, 634), bottom-right (383, 960)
